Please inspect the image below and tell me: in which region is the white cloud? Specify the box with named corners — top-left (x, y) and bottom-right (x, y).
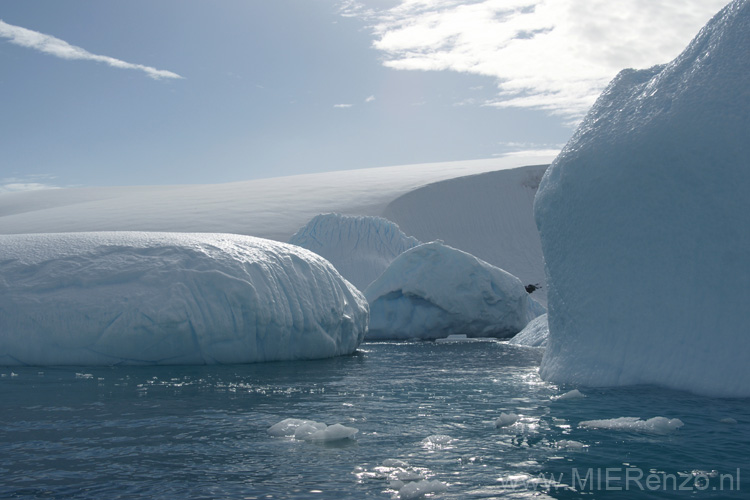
top-left (0, 19), bottom-right (182, 80)
top-left (351, 0), bottom-right (729, 119)
top-left (0, 175), bottom-right (60, 193)
top-left (365, 95), bottom-right (376, 102)
top-left (334, 103), bottom-right (353, 108)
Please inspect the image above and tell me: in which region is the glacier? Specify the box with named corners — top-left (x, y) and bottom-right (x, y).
top-left (535, 0), bottom-right (750, 397)
top-left (364, 242), bottom-right (544, 340)
top-left (289, 213), bottom-right (420, 291)
top-left (0, 232), bottom-right (368, 366)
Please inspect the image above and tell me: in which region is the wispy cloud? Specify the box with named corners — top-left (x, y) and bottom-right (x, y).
top-left (0, 19), bottom-right (182, 80)
top-left (348, 0), bottom-right (728, 120)
top-left (365, 95), bottom-right (376, 103)
top-left (0, 175), bottom-right (60, 194)
top-left (334, 103), bottom-right (353, 108)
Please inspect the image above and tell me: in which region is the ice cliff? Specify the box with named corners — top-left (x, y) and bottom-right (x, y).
top-left (535, 0), bottom-right (750, 397)
top-left (0, 232), bottom-right (368, 366)
top-left (289, 213), bottom-right (420, 290)
top-left (365, 242), bottom-right (544, 340)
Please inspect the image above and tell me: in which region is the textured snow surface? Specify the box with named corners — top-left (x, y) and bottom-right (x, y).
top-left (384, 165), bottom-right (548, 304)
top-left (535, 0), bottom-right (750, 397)
top-left (508, 313), bottom-right (548, 348)
top-left (365, 242), bottom-right (544, 340)
top-left (0, 232), bottom-right (368, 366)
top-left (289, 213), bottom-right (420, 291)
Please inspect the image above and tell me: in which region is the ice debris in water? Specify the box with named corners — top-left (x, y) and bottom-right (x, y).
top-left (396, 480), bottom-right (448, 499)
top-left (578, 416), bottom-right (684, 434)
top-left (495, 412), bottom-right (519, 427)
top-left (552, 389), bottom-right (585, 400)
top-left (555, 440), bottom-right (587, 450)
top-left (720, 418), bottom-right (738, 425)
top-left (268, 418), bottom-right (358, 442)
top-left (421, 434), bottom-right (455, 449)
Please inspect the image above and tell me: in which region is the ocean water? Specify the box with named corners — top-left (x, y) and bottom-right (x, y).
top-left (1, 341), bottom-right (748, 499)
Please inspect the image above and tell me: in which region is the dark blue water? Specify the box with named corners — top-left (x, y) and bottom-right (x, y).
top-left (1, 341), bottom-right (748, 499)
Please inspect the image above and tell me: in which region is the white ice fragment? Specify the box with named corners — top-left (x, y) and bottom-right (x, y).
top-left (578, 416), bottom-right (684, 434)
top-left (553, 389), bottom-right (585, 400)
top-left (421, 434), bottom-right (454, 449)
top-left (268, 419), bottom-right (357, 442)
top-left (293, 422), bottom-right (329, 440)
top-left (556, 440), bottom-right (587, 450)
top-left (382, 459), bottom-right (410, 468)
top-left (495, 412), bottom-right (519, 427)
top-left (305, 423), bottom-right (359, 442)
top-left (720, 418), bottom-right (738, 425)
top-left (268, 418), bottom-right (317, 437)
top-left (397, 479), bottom-right (448, 499)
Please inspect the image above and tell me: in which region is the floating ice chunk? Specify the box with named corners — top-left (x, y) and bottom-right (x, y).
top-left (365, 242), bottom-right (544, 340)
top-left (552, 389), bottom-right (585, 401)
top-left (495, 412), bottom-right (519, 427)
top-left (397, 479), bottom-right (448, 499)
top-left (382, 459), bottom-right (410, 468)
top-left (535, 0), bottom-right (750, 397)
top-left (268, 418), bottom-right (358, 442)
top-left (720, 418), bottom-right (738, 425)
top-left (289, 213), bottom-right (420, 291)
top-left (305, 423), bottom-right (359, 442)
top-left (0, 232), bottom-right (368, 366)
top-left (578, 417), bottom-right (684, 434)
top-left (556, 440), bottom-right (587, 450)
top-left (508, 314), bottom-right (548, 348)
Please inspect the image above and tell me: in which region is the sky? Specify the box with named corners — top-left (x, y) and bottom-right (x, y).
top-left (0, 0), bottom-right (730, 190)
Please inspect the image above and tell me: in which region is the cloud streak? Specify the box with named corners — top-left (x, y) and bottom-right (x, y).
top-left (0, 19), bottom-right (182, 80)
top-left (351, 0), bottom-right (729, 120)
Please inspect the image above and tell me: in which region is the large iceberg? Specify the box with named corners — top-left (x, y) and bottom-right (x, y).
top-left (289, 213), bottom-right (420, 290)
top-left (0, 232), bottom-right (368, 366)
top-left (508, 314), bottom-right (548, 348)
top-left (535, 0), bottom-right (750, 397)
top-left (365, 242), bottom-right (544, 340)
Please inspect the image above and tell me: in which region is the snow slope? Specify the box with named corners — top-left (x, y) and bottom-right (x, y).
top-left (0, 154), bottom-right (554, 242)
top-left (535, 0), bottom-right (750, 397)
top-left (383, 164), bottom-right (548, 304)
top-left (0, 232), bottom-right (368, 366)
top-left (365, 242), bottom-right (544, 340)
top-left (289, 214), bottom-right (420, 291)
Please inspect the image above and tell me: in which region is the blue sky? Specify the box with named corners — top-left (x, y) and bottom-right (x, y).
top-left (0, 0), bottom-right (728, 189)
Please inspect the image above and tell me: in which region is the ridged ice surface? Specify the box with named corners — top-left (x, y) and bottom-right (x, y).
top-left (535, 0), bottom-right (750, 397)
top-left (0, 232), bottom-right (368, 366)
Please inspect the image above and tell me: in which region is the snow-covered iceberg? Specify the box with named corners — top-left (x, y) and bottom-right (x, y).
top-left (534, 0), bottom-right (750, 397)
top-left (0, 232), bottom-right (368, 366)
top-left (364, 242), bottom-right (544, 340)
top-left (289, 213), bottom-right (420, 290)
top-left (508, 313), bottom-right (548, 348)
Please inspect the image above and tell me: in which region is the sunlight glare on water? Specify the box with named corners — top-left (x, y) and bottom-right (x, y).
top-left (1, 341), bottom-right (748, 499)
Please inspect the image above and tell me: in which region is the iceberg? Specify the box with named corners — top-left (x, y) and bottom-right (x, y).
top-left (365, 242), bottom-right (544, 340)
top-left (535, 0), bottom-right (750, 397)
top-left (0, 232), bottom-right (368, 366)
top-left (508, 313), bottom-right (548, 348)
top-left (289, 213), bottom-right (420, 291)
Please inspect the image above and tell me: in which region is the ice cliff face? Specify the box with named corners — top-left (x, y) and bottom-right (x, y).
top-left (0, 232), bottom-right (368, 366)
top-left (365, 242), bottom-right (544, 340)
top-left (535, 0), bottom-right (750, 397)
top-left (289, 213), bottom-right (420, 290)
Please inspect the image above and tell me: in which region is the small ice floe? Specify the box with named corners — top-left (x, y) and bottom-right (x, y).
top-left (435, 334), bottom-right (470, 343)
top-left (268, 418), bottom-right (358, 442)
top-left (555, 440), bottom-right (588, 450)
top-left (552, 389), bottom-right (585, 401)
top-left (421, 434), bottom-right (455, 450)
top-left (578, 416), bottom-right (683, 434)
top-left (396, 479), bottom-right (448, 499)
top-left (494, 412), bottom-right (519, 428)
top-left (720, 418), bottom-right (738, 425)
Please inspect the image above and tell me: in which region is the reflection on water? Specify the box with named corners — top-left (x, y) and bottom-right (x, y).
top-left (1, 341), bottom-right (748, 499)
